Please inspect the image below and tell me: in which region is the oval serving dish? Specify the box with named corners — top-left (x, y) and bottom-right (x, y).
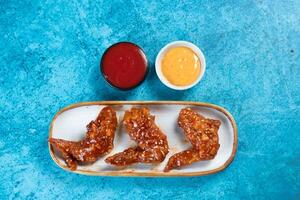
top-left (49, 101), bottom-right (237, 177)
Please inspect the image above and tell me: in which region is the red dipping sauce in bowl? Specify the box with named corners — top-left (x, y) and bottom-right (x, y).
top-left (101, 42), bottom-right (148, 90)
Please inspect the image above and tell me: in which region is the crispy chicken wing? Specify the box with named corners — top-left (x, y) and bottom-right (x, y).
top-left (164, 108), bottom-right (220, 172)
top-left (105, 107), bottom-right (169, 166)
top-left (49, 106), bottom-right (117, 170)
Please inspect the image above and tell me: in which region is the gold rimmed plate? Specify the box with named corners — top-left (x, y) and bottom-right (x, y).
top-left (49, 101), bottom-right (237, 177)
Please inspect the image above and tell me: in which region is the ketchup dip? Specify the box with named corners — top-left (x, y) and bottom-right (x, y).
top-left (101, 42), bottom-right (148, 90)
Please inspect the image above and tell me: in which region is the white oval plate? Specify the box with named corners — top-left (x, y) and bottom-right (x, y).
top-left (49, 101), bottom-right (237, 177)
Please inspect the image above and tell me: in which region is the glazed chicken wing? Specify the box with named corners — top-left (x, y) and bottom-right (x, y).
top-left (164, 108), bottom-right (220, 172)
top-left (49, 106), bottom-right (117, 170)
top-left (105, 107), bottom-right (169, 166)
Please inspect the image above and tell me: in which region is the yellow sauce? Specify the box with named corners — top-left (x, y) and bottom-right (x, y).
top-left (161, 46), bottom-right (201, 86)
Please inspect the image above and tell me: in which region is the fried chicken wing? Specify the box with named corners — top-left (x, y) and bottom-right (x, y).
top-left (105, 107), bottom-right (169, 166)
top-left (164, 108), bottom-right (220, 172)
top-left (49, 106), bottom-right (117, 170)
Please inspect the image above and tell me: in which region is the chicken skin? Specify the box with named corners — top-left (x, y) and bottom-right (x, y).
top-left (105, 107), bottom-right (169, 166)
top-left (164, 108), bottom-right (220, 172)
top-left (49, 106), bottom-right (117, 170)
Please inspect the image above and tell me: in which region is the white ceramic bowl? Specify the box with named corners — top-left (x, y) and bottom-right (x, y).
top-left (155, 41), bottom-right (206, 90)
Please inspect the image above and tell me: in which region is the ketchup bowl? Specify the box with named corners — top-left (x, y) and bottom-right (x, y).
top-left (100, 42), bottom-right (148, 90)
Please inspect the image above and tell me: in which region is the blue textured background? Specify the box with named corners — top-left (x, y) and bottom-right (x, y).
top-left (1, 0), bottom-right (299, 199)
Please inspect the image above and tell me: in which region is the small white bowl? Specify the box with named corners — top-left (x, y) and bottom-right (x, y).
top-left (155, 41), bottom-right (206, 90)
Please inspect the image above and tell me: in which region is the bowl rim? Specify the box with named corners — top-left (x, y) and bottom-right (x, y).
top-left (155, 40), bottom-right (206, 90)
top-left (100, 41), bottom-right (149, 91)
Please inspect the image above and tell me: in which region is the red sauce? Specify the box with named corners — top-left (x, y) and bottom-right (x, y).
top-left (101, 42), bottom-right (148, 90)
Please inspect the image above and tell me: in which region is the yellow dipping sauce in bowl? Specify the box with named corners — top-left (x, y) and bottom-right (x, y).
top-left (161, 46), bottom-right (200, 86)
top-left (156, 41), bottom-right (206, 90)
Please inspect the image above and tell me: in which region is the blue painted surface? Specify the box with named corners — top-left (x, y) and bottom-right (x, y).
top-left (0, 0), bottom-right (299, 199)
